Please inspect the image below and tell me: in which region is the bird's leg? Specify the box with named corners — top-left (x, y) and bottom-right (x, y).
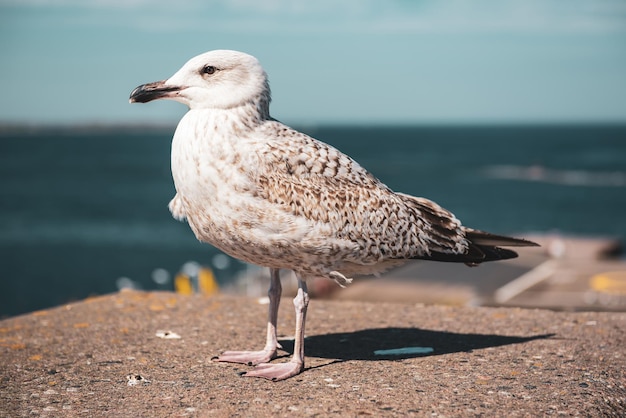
top-left (244, 275), bottom-right (309, 381)
top-left (265, 268), bottom-right (283, 351)
top-left (212, 268), bottom-right (282, 366)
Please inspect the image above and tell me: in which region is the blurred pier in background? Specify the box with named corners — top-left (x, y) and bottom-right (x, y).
top-left (226, 234), bottom-right (626, 312)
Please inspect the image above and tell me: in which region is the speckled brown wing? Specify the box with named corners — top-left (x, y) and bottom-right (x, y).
top-left (250, 122), bottom-right (470, 263)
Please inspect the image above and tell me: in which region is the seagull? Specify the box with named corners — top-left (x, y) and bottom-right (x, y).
top-left (129, 50), bottom-right (538, 381)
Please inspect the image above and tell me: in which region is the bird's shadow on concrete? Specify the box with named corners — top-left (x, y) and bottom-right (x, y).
top-left (279, 328), bottom-right (554, 362)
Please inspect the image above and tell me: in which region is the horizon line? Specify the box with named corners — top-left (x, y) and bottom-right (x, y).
top-left (2, 120), bottom-right (626, 133)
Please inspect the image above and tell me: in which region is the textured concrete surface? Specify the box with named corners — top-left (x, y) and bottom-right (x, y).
top-left (1, 290), bottom-right (624, 417)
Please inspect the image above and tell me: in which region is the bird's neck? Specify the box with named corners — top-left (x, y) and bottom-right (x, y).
top-left (228, 94), bottom-right (270, 126)
top-left (181, 97), bottom-right (270, 139)
top-left (226, 97), bottom-right (269, 129)
top-left (253, 91), bottom-right (271, 121)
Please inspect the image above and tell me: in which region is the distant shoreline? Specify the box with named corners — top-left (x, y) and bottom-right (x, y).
top-left (2, 121), bottom-right (626, 135)
top-left (0, 123), bottom-right (176, 135)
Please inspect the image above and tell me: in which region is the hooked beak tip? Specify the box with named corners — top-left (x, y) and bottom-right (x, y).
top-left (129, 81), bottom-right (180, 104)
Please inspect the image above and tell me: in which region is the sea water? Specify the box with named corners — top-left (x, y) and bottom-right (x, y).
top-left (1, 125), bottom-right (625, 316)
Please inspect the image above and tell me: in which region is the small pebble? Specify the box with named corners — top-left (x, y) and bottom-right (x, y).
top-left (156, 330), bottom-right (181, 339)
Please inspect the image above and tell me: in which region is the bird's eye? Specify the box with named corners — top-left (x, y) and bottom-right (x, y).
top-left (202, 65), bottom-right (217, 75)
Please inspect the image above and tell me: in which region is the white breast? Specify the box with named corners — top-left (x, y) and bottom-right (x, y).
top-left (171, 111), bottom-right (250, 235)
top-left (169, 110), bottom-right (314, 266)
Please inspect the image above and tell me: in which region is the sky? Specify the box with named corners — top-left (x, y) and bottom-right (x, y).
top-left (1, 0), bottom-right (626, 126)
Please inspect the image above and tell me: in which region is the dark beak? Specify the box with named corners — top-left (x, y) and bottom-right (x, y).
top-left (129, 80), bottom-right (181, 103)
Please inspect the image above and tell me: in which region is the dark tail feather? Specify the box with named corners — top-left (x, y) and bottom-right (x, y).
top-left (414, 229), bottom-right (539, 265)
top-left (463, 228), bottom-right (540, 248)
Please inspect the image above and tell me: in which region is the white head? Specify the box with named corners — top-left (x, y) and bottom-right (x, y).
top-left (129, 50), bottom-right (270, 112)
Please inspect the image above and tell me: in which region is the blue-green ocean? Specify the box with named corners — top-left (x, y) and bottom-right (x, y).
top-left (1, 125), bottom-right (625, 316)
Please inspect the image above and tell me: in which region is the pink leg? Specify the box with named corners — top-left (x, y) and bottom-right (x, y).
top-left (213, 268), bottom-right (282, 366)
top-left (244, 275), bottom-right (309, 381)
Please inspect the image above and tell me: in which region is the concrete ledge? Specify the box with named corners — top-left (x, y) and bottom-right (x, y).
top-left (1, 290), bottom-right (624, 416)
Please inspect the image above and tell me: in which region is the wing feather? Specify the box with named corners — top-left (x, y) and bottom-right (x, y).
top-left (250, 122), bottom-right (469, 263)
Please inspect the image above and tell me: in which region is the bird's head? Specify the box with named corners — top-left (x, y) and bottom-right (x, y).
top-left (129, 50), bottom-right (270, 111)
